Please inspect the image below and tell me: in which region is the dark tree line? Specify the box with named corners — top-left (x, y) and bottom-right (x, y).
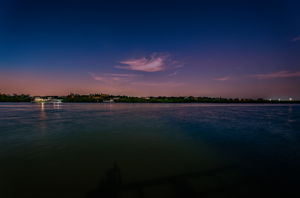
top-left (0, 94), bottom-right (32, 102)
top-left (0, 93), bottom-right (298, 103)
top-left (112, 96), bottom-right (295, 103)
top-left (62, 93), bottom-right (111, 102)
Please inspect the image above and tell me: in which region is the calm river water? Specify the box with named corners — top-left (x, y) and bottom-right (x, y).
top-left (0, 103), bottom-right (299, 198)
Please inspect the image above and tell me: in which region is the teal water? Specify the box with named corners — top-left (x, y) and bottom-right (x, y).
top-left (0, 103), bottom-right (300, 198)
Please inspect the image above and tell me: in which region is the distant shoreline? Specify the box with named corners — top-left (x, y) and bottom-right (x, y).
top-left (1, 101), bottom-right (300, 104)
top-left (1, 93), bottom-right (299, 103)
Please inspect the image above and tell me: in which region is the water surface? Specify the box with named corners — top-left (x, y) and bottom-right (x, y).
top-left (0, 103), bottom-right (300, 197)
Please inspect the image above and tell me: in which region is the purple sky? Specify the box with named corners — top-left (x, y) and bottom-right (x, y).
top-left (1, 0), bottom-right (300, 99)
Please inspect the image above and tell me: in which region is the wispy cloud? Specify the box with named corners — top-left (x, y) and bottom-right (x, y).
top-left (90, 72), bottom-right (140, 83)
top-left (168, 70), bottom-right (179, 76)
top-left (110, 73), bottom-right (139, 78)
top-left (213, 76), bottom-right (230, 81)
top-left (252, 71), bottom-right (300, 79)
top-left (115, 53), bottom-right (177, 72)
top-left (132, 81), bottom-right (185, 87)
top-left (292, 36), bottom-right (300, 42)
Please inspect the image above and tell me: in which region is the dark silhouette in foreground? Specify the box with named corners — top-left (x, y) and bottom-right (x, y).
top-left (87, 163), bottom-right (236, 198)
top-left (87, 162), bottom-right (299, 198)
top-left (87, 162), bottom-right (122, 198)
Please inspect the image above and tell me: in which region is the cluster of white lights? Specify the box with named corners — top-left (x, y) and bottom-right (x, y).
top-left (268, 98), bottom-right (293, 101)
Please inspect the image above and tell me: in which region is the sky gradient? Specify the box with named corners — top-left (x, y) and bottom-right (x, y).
top-left (1, 0), bottom-right (300, 99)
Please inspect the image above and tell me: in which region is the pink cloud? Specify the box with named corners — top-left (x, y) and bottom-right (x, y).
top-left (90, 73), bottom-right (140, 83)
top-left (168, 70), bottom-right (179, 76)
top-left (253, 71), bottom-right (300, 79)
top-left (132, 81), bottom-right (185, 87)
top-left (213, 76), bottom-right (230, 81)
top-left (292, 36), bottom-right (300, 42)
top-left (110, 73), bottom-right (140, 77)
top-left (115, 53), bottom-right (171, 72)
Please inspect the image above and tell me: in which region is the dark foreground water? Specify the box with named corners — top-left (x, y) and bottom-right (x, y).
top-left (0, 103), bottom-right (300, 198)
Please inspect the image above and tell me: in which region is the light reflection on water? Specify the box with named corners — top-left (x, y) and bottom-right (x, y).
top-left (0, 103), bottom-right (300, 198)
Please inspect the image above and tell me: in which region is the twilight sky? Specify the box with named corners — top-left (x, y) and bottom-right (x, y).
top-left (1, 0), bottom-right (300, 99)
